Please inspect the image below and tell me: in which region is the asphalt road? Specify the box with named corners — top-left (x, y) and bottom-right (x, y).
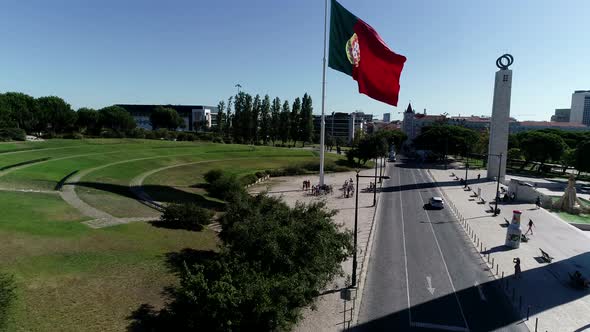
top-left (355, 160), bottom-right (528, 332)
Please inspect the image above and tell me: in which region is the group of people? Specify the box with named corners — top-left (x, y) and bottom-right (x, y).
top-left (342, 178), bottom-right (355, 198)
top-left (303, 180), bottom-right (333, 196)
top-left (302, 180), bottom-right (311, 191)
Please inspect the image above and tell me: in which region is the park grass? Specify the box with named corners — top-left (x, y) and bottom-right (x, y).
top-left (0, 138), bottom-right (348, 331)
top-left (0, 191), bottom-right (218, 331)
top-left (549, 196), bottom-right (590, 225)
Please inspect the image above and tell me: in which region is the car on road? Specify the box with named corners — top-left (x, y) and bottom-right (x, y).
top-left (428, 196), bottom-right (444, 209)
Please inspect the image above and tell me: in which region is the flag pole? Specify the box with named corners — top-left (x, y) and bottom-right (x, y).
top-left (319, 0), bottom-right (328, 186)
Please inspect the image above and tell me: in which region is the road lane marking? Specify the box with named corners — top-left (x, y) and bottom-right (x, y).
top-left (411, 321), bottom-right (469, 332)
top-left (426, 276), bottom-right (436, 295)
top-left (411, 169), bottom-right (470, 332)
top-left (474, 281), bottom-right (487, 301)
top-left (398, 166), bottom-right (413, 325)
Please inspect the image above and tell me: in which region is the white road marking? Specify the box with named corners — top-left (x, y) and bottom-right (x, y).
top-left (474, 281), bottom-right (487, 301)
top-left (411, 169), bottom-right (470, 332)
top-left (411, 321), bottom-right (470, 332)
top-left (398, 167), bottom-right (413, 325)
top-left (427, 276), bottom-right (436, 295)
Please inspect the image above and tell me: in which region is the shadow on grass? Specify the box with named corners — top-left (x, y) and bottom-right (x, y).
top-left (72, 181), bottom-right (224, 210)
top-left (0, 157), bottom-right (51, 171)
top-left (126, 248), bottom-right (219, 332)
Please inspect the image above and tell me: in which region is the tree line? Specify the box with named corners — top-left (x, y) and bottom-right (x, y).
top-left (411, 123), bottom-right (590, 176)
top-left (216, 92), bottom-right (314, 146)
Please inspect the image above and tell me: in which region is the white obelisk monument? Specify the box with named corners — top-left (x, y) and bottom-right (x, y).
top-left (487, 54), bottom-right (514, 181)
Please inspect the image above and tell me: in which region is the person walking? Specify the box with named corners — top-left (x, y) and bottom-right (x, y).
top-left (513, 257), bottom-right (521, 279)
top-left (477, 174), bottom-right (481, 180)
top-left (535, 196), bottom-right (541, 209)
top-left (525, 219), bottom-right (534, 235)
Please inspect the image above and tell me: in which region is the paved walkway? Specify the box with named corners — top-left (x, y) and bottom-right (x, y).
top-left (249, 164), bottom-right (385, 331)
top-left (429, 166), bottom-right (590, 332)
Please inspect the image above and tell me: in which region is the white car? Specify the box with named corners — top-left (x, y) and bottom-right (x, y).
top-left (429, 197), bottom-right (444, 209)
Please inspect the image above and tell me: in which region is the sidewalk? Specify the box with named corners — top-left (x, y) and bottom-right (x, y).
top-left (249, 164), bottom-right (384, 331)
top-left (428, 167), bottom-right (590, 332)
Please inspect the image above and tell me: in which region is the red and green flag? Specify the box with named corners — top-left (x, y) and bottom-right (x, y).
top-left (328, 0), bottom-right (406, 106)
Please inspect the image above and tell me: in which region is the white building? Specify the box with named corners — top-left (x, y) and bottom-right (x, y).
top-left (383, 113), bottom-right (391, 123)
top-left (570, 90), bottom-right (590, 125)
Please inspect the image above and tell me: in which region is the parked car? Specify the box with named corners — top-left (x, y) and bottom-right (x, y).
top-left (429, 196), bottom-right (444, 209)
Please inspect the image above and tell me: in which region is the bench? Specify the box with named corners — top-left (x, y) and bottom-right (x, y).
top-left (540, 248), bottom-right (553, 263)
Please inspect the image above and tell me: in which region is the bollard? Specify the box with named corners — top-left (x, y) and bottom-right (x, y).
top-left (492, 257), bottom-right (495, 268)
top-left (480, 243), bottom-right (483, 252)
top-left (502, 271), bottom-right (504, 279)
top-left (487, 253), bottom-right (490, 263)
top-left (496, 264), bottom-right (499, 276)
top-left (535, 318), bottom-right (538, 332)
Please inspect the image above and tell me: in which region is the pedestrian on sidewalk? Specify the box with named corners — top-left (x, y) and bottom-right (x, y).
top-left (513, 257), bottom-right (521, 279)
top-left (477, 174), bottom-right (481, 180)
top-left (535, 196), bottom-right (541, 209)
top-left (525, 219), bottom-right (534, 235)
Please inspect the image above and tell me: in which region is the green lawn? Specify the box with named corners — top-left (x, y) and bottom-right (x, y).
top-left (0, 138), bottom-right (349, 331)
top-left (549, 196), bottom-right (590, 225)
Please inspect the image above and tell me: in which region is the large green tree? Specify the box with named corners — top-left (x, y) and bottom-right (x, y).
top-left (270, 97), bottom-right (281, 145)
top-left (375, 130), bottom-right (407, 152)
top-left (149, 106), bottom-right (184, 130)
top-left (279, 100), bottom-right (290, 144)
top-left (413, 124), bottom-right (480, 159)
top-left (519, 131), bottom-right (567, 169)
top-left (299, 93), bottom-right (313, 147)
top-left (0, 92), bottom-right (39, 132)
top-left (260, 95), bottom-right (271, 144)
top-left (76, 107), bottom-right (100, 135)
top-left (37, 96), bottom-right (77, 134)
top-left (98, 105), bottom-right (136, 132)
top-left (251, 94), bottom-right (261, 143)
top-left (575, 140), bottom-right (590, 174)
top-left (216, 101), bottom-right (225, 134)
top-left (290, 98), bottom-right (301, 146)
top-left (162, 194), bottom-right (353, 331)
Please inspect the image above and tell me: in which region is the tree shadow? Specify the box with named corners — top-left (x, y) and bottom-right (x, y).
top-left (164, 248), bottom-right (219, 276)
top-left (71, 181), bottom-right (224, 211)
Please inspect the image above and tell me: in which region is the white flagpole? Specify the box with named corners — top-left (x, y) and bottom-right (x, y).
top-left (319, 0), bottom-right (328, 186)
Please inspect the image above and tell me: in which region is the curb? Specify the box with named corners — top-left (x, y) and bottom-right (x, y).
top-left (350, 161), bottom-right (386, 328)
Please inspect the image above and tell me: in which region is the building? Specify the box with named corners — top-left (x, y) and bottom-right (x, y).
top-left (570, 90), bottom-right (590, 125)
top-left (312, 111), bottom-right (373, 144)
top-left (117, 104), bottom-right (218, 131)
top-left (551, 108), bottom-right (571, 122)
top-left (383, 113), bottom-right (391, 123)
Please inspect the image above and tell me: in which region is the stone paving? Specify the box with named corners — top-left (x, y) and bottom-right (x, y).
top-left (429, 166), bottom-right (590, 332)
top-left (249, 164), bottom-right (385, 331)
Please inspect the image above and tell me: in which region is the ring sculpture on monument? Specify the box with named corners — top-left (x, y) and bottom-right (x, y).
top-left (496, 54), bottom-right (514, 70)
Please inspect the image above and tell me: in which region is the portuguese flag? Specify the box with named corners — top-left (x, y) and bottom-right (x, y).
top-left (328, 0), bottom-right (406, 106)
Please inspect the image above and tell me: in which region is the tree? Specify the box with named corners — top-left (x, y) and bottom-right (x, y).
top-left (260, 95), bottom-right (271, 144)
top-left (225, 96), bottom-right (233, 137)
top-left (216, 101), bottom-right (225, 134)
top-left (279, 100), bottom-right (290, 144)
top-left (374, 130), bottom-right (407, 152)
top-left (98, 105), bottom-right (136, 133)
top-left (561, 148), bottom-right (576, 174)
top-left (0, 92), bottom-right (38, 132)
top-left (413, 124), bottom-right (480, 159)
top-left (270, 97), bottom-right (281, 145)
top-left (251, 94), bottom-right (261, 144)
top-left (37, 96), bottom-right (77, 134)
top-left (163, 194), bottom-right (353, 331)
top-left (159, 203), bottom-right (213, 231)
top-left (576, 140), bottom-right (590, 174)
top-left (507, 148), bottom-right (523, 161)
top-left (149, 106), bottom-right (184, 130)
top-left (348, 133), bottom-right (388, 165)
top-left (76, 107), bottom-right (100, 135)
top-left (290, 98), bottom-right (301, 146)
top-left (519, 131), bottom-right (567, 170)
top-left (299, 93), bottom-right (313, 147)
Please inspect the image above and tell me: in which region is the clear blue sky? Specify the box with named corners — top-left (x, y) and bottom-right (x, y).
top-left (1, 0), bottom-right (588, 121)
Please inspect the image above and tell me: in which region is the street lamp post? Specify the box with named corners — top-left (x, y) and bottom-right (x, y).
top-left (351, 172), bottom-right (390, 288)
